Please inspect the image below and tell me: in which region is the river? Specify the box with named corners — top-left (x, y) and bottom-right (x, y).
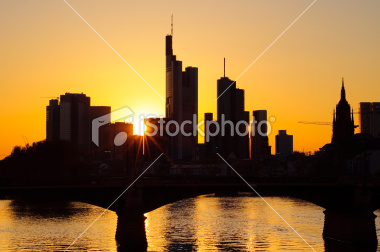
top-left (0, 195), bottom-right (379, 251)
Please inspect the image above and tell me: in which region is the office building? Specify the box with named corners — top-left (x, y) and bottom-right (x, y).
top-left (145, 117), bottom-right (170, 161)
top-left (235, 89), bottom-right (249, 159)
top-left (251, 110), bottom-right (271, 159)
top-left (46, 99), bottom-right (60, 141)
top-left (275, 130), bottom-right (293, 156)
top-left (204, 113), bottom-right (217, 158)
top-left (165, 28), bottom-right (198, 160)
top-left (216, 60), bottom-right (249, 159)
top-left (107, 122), bottom-right (133, 161)
top-left (90, 106), bottom-right (111, 123)
top-left (59, 93), bottom-right (90, 151)
top-left (359, 102), bottom-right (380, 137)
top-left (90, 106), bottom-right (111, 158)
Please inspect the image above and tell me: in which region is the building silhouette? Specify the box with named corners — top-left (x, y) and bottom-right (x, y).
top-left (359, 102), bottom-right (380, 137)
top-left (90, 106), bottom-right (111, 159)
top-left (275, 130), bottom-right (293, 156)
top-left (332, 79), bottom-right (355, 143)
top-left (90, 106), bottom-right (111, 123)
top-left (45, 93), bottom-right (142, 176)
top-left (216, 75), bottom-right (235, 158)
top-left (107, 122), bottom-right (134, 161)
top-left (47, 94), bottom-right (113, 155)
top-left (251, 110), bottom-right (271, 159)
top-left (216, 59), bottom-right (249, 159)
top-left (165, 27), bottom-right (198, 160)
top-left (46, 99), bottom-right (60, 141)
top-left (204, 113), bottom-right (217, 158)
top-left (235, 90), bottom-right (250, 159)
top-left (59, 93), bottom-right (91, 151)
top-left (145, 118), bottom-right (170, 159)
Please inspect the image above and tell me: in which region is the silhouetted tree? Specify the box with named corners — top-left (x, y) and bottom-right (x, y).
top-left (0, 140), bottom-right (91, 185)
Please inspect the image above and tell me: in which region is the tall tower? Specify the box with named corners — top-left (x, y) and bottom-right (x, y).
top-left (332, 78), bottom-right (355, 143)
top-left (46, 99), bottom-right (60, 141)
top-left (251, 110), bottom-right (271, 159)
top-left (216, 59), bottom-right (249, 159)
top-left (60, 93), bottom-right (91, 151)
top-left (165, 19), bottom-right (198, 160)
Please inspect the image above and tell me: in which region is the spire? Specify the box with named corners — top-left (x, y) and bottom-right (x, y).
top-left (171, 14), bottom-right (173, 37)
top-left (224, 58), bottom-right (225, 78)
top-left (166, 15), bottom-right (173, 56)
top-left (341, 77), bottom-right (346, 100)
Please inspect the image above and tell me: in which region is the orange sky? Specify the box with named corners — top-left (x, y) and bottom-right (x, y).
top-left (0, 0), bottom-right (379, 159)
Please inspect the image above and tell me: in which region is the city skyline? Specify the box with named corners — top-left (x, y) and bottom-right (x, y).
top-left (1, 0), bottom-right (380, 158)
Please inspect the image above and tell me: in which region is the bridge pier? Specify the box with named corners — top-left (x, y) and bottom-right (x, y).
top-left (323, 186), bottom-right (377, 251)
top-left (115, 188), bottom-right (147, 251)
top-left (323, 210), bottom-right (377, 251)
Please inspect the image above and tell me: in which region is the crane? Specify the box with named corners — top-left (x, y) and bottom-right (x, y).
top-left (298, 121), bottom-right (332, 126)
top-left (41, 96), bottom-right (59, 101)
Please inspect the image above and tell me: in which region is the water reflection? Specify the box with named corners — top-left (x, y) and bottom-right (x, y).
top-left (9, 200), bottom-right (87, 219)
top-left (1, 195), bottom-right (380, 251)
top-left (0, 200), bottom-right (118, 251)
top-left (146, 195), bottom-right (326, 251)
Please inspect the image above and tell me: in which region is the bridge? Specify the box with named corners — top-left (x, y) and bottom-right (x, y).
top-left (2, 176), bottom-right (380, 251)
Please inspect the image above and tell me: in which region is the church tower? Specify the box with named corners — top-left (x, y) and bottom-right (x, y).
top-left (332, 78), bottom-right (355, 143)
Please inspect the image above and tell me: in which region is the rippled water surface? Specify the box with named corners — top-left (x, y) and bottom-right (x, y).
top-left (1, 195), bottom-right (380, 251)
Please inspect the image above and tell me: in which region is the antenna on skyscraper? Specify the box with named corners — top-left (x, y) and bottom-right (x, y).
top-left (224, 58), bottom-right (225, 78)
top-left (171, 14), bottom-right (173, 37)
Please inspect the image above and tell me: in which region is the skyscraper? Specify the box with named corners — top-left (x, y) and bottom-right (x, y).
top-left (60, 93), bottom-right (91, 151)
top-left (251, 110), bottom-right (271, 159)
top-left (359, 102), bottom-right (380, 137)
top-left (216, 60), bottom-right (249, 159)
top-left (165, 35), bottom-right (183, 122)
top-left (165, 26), bottom-right (198, 160)
top-left (217, 76), bottom-right (236, 158)
top-left (182, 67), bottom-right (198, 122)
top-left (204, 112), bottom-right (217, 158)
top-left (217, 77), bottom-right (236, 124)
top-left (332, 79), bottom-right (355, 143)
top-left (235, 89), bottom-right (249, 159)
top-left (46, 99), bottom-right (60, 141)
top-left (90, 106), bottom-right (111, 157)
top-left (275, 130), bottom-right (293, 156)
top-left (90, 106), bottom-right (111, 123)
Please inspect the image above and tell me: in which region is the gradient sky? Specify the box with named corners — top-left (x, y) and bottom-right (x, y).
top-left (0, 0), bottom-right (379, 158)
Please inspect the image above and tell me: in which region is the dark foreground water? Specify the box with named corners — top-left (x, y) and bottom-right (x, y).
top-left (0, 195), bottom-right (379, 251)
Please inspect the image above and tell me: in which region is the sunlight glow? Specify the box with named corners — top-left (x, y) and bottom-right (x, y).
top-left (134, 120), bottom-right (147, 136)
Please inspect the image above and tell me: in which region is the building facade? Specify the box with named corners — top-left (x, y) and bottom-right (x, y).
top-left (59, 93), bottom-right (91, 151)
top-left (275, 130), bottom-right (293, 156)
top-left (165, 33), bottom-right (198, 160)
top-left (46, 99), bottom-right (60, 141)
top-left (359, 102), bottom-right (380, 137)
top-left (251, 110), bottom-right (271, 159)
top-left (216, 73), bottom-right (249, 159)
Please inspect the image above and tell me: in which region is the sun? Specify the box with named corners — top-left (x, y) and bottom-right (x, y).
top-left (129, 105), bottom-right (164, 136)
top-left (133, 120), bottom-right (147, 136)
